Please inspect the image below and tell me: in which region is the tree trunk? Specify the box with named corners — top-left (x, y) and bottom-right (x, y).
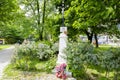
top-left (41, 0), bottom-right (46, 40)
top-left (36, 0), bottom-right (43, 40)
top-left (42, 0), bottom-right (46, 24)
top-left (85, 30), bottom-right (93, 43)
top-left (94, 33), bottom-right (99, 48)
top-left (88, 34), bottom-right (93, 43)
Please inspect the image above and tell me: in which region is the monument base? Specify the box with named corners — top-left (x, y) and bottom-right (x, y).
top-left (56, 52), bottom-right (67, 64)
top-left (52, 69), bottom-right (71, 75)
top-left (52, 69), bottom-right (76, 80)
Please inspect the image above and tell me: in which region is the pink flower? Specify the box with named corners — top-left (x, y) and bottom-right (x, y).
top-left (55, 63), bottom-right (67, 79)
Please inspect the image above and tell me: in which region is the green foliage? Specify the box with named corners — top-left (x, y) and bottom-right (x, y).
top-left (51, 42), bottom-right (59, 54)
top-left (65, 42), bottom-right (95, 78)
top-left (35, 56), bottom-right (56, 73)
top-left (18, 0), bottom-right (59, 41)
top-left (12, 43), bottom-right (38, 70)
top-left (65, 0), bottom-right (118, 31)
top-left (65, 41), bottom-right (120, 79)
top-left (4, 27), bottom-right (24, 44)
top-left (12, 42), bottom-right (54, 71)
top-left (37, 43), bottom-right (53, 60)
top-left (0, 0), bottom-right (18, 23)
top-left (64, 0), bottom-right (120, 47)
top-left (38, 40), bottom-right (52, 46)
top-left (98, 47), bottom-right (120, 78)
top-left (44, 56), bottom-right (57, 73)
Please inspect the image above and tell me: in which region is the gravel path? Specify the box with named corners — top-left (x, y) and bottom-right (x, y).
top-left (0, 46), bottom-right (14, 78)
top-left (38, 74), bottom-right (76, 80)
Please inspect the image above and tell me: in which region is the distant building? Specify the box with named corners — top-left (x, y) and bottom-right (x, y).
top-left (0, 39), bottom-right (5, 44)
top-left (80, 35), bottom-right (120, 45)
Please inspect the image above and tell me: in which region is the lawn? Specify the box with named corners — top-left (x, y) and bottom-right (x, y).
top-left (0, 45), bottom-right (12, 50)
top-left (2, 64), bottom-right (48, 80)
top-left (2, 57), bottom-right (58, 80)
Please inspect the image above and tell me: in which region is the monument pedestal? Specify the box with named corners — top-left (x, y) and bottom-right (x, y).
top-left (56, 32), bottom-right (67, 64)
top-left (55, 29), bottom-right (75, 80)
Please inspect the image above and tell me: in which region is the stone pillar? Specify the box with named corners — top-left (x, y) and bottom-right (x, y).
top-left (56, 32), bottom-right (67, 64)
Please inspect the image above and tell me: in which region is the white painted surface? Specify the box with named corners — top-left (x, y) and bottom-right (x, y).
top-left (60, 27), bottom-right (67, 32)
top-left (57, 32), bottom-right (67, 64)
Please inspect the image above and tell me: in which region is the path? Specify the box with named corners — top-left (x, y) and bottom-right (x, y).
top-left (0, 46), bottom-right (14, 78)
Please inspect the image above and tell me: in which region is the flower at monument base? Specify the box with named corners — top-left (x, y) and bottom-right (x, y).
top-left (55, 63), bottom-right (67, 79)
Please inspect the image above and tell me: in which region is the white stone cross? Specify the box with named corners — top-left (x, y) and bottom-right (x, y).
top-left (56, 31), bottom-right (67, 64)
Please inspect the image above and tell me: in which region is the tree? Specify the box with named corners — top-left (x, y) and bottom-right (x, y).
top-left (0, 0), bottom-right (26, 43)
top-left (18, 0), bottom-right (57, 41)
top-left (65, 0), bottom-right (120, 47)
top-left (52, 0), bottom-right (80, 40)
top-left (0, 0), bottom-right (18, 24)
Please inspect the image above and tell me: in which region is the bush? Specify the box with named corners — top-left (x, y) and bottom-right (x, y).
top-left (51, 42), bottom-right (59, 55)
top-left (65, 41), bottom-right (120, 79)
top-left (12, 42), bottom-right (54, 71)
top-left (98, 47), bottom-right (120, 79)
top-left (44, 56), bottom-right (57, 72)
top-left (37, 43), bottom-right (53, 60)
top-left (12, 43), bottom-right (38, 70)
top-left (65, 42), bottom-right (95, 78)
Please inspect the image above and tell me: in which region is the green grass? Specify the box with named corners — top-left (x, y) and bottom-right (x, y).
top-left (0, 45), bottom-right (12, 50)
top-left (99, 44), bottom-right (120, 48)
top-left (2, 64), bottom-right (46, 80)
top-left (94, 44), bottom-right (119, 53)
top-left (86, 68), bottom-right (114, 80)
top-left (2, 56), bottom-right (57, 80)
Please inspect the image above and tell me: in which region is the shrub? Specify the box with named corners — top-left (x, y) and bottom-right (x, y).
top-left (12, 42), bottom-right (54, 70)
top-left (65, 42), bottom-right (95, 78)
top-left (51, 42), bottom-right (59, 55)
top-left (65, 41), bottom-right (120, 79)
top-left (37, 43), bottom-right (53, 60)
top-left (12, 43), bottom-right (38, 70)
top-left (98, 47), bottom-right (120, 79)
top-left (44, 56), bottom-right (57, 73)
